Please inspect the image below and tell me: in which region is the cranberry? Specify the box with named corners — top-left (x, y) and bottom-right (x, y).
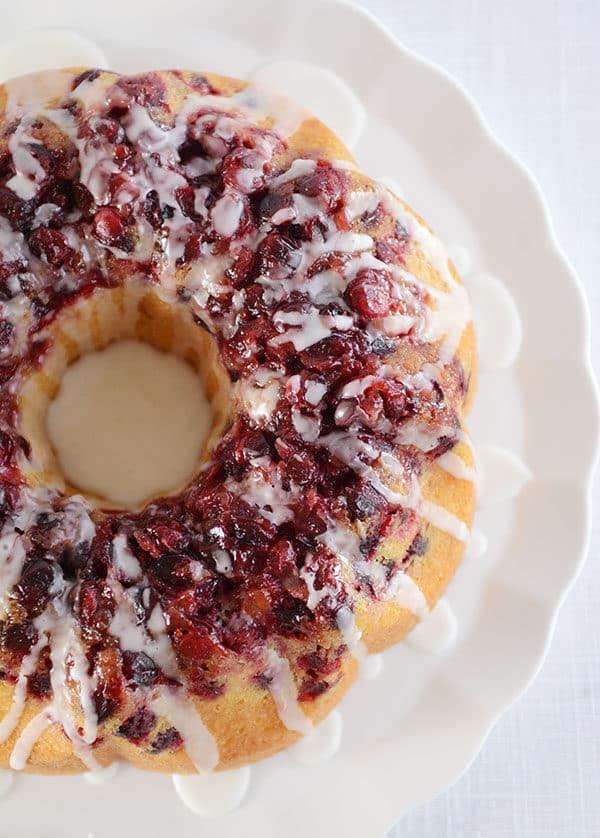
top-left (0, 360), bottom-right (17, 386)
top-left (298, 645), bottom-right (345, 677)
top-left (225, 246), bottom-right (255, 287)
top-left (73, 182), bottom-right (95, 218)
top-left (117, 73), bottom-right (167, 107)
top-left (150, 727), bottom-right (183, 753)
top-left (0, 187), bottom-right (34, 231)
top-left (142, 189), bottom-right (163, 229)
top-left (256, 232), bottom-right (300, 279)
top-left (72, 580), bottom-right (115, 640)
top-left (4, 621), bottom-right (38, 653)
top-left (28, 226), bottom-right (71, 267)
top-left (92, 206), bottom-right (128, 249)
top-left (184, 74), bottom-right (215, 95)
top-left (122, 651), bottom-right (158, 687)
top-left (133, 520), bottom-right (190, 558)
top-left (151, 553), bottom-right (191, 591)
top-left (258, 191), bottom-right (294, 224)
top-left (28, 668), bottom-right (51, 698)
top-left (297, 165), bottom-right (346, 212)
top-left (347, 481), bottom-right (385, 521)
top-left (408, 533), bottom-right (428, 557)
top-left (72, 69), bottom-right (101, 88)
top-left (0, 430), bottom-right (15, 467)
top-left (298, 677), bottom-right (330, 700)
top-left (370, 335), bottom-right (397, 357)
top-left (0, 320), bottom-right (12, 352)
top-left (380, 380), bottom-right (409, 420)
top-left (344, 269), bottom-right (392, 319)
top-left (222, 147), bottom-right (267, 194)
top-left (117, 707), bottom-right (156, 743)
top-left (15, 560), bottom-right (54, 615)
top-left (273, 598), bottom-right (311, 635)
top-left (175, 630), bottom-right (222, 661)
top-left (374, 222), bottom-right (409, 264)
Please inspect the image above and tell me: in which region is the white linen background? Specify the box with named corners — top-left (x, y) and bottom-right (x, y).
top-left (347, 1), bottom-right (600, 835)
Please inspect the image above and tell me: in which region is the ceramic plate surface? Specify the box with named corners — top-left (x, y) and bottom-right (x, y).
top-left (0, 1), bottom-right (598, 836)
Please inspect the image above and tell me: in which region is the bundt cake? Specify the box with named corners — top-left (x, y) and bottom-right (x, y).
top-left (0, 68), bottom-right (476, 773)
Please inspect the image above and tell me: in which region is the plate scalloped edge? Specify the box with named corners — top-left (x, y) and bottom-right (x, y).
top-left (332, 0), bottom-right (600, 829)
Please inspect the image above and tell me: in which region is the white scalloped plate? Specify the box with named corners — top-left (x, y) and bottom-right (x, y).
top-left (1, 1), bottom-right (598, 836)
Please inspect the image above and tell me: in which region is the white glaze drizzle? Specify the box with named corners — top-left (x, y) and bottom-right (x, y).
top-left (465, 528), bottom-right (488, 560)
top-left (437, 451), bottom-right (477, 484)
top-left (404, 598), bottom-right (458, 654)
top-left (262, 650), bottom-right (312, 735)
top-left (288, 709), bottom-right (343, 765)
top-left (9, 710), bottom-right (52, 770)
top-left (359, 653), bottom-right (384, 681)
top-left (151, 687), bottom-right (218, 773)
top-left (172, 765), bottom-right (251, 817)
top-left (83, 761), bottom-right (121, 784)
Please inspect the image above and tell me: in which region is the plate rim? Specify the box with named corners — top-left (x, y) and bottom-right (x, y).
top-left (335, 0), bottom-right (600, 825)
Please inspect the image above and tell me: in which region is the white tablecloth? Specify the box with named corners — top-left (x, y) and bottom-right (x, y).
top-left (350, 1), bottom-right (600, 835)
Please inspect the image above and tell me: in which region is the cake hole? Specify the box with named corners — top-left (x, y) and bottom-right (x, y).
top-left (46, 340), bottom-right (213, 507)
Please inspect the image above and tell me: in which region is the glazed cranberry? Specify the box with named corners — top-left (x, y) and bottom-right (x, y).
top-left (175, 185), bottom-right (196, 219)
top-left (194, 576), bottom-right (220, 612)
top-left (92, 648), bottom-right (123, 721)
top-left (0, 323), bottom-right (11, 357)
top-left (347, 481), bottom-right (385, 521)
top-left (133, 520), bottom-right (190, 558)
top-left (122, 651), bottom-right (158, 687)
top-left (273, 598), bottom-right (311, 635)
top-left (0, 187), bottom-right (34, 231)
top-left (298, 646), bottom-right (344, 677)
top-left (225, 246), bottom-right (255, 287)
top-left (142, 189), bottom-right (163, 229)
top-left (256, 232), bottom-right (300, 279)
top-left (150, 727), bottom-right (183, 753)
top-left (380, 380), bottom-right (409, 420)
top-left (28, 669), bottom-right (51, 698)
top-left (374, 223), bottom-right (409, 264)
top-left (117, 707), bottom-right (156, 743)
top-left (279, 447), bottom-right (318, 487)
top-left (258, 191), bottom-right (294, 224)
top-left (222, 147), bottom-right (268, 194)
top-left (28, 226), bottom-right (71, 267)
top-left (73, 182), bottom-right (95, 218)
top-left (297, 165), bottom-right (346, 212)
top-left (117, 73), bottom-right (167, 107)
top-left (72, 69), bottom-right (101, 88)
top-left (92, 207), bottom-right (127, 247)
top-left (231, 515), bottom-right (275, 548)
top-left (175, 630), bottom-right (222, 661)
top-left (151, 553), bottom-right (191, 591)
top-left (370, 334), bottom-right (397, 357)
top-left (5, 621), bottom-right (38, 653)
top-left (73, 581), bottom-right (115, 639)
top-left (0, 430), bottom-right (15, 467)
top-left (185, 74), bottom-right (215, 95)
top-left (344, 269), bottom-right (392, 319)
top-left (15, 560), bottom-right (54, 615)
